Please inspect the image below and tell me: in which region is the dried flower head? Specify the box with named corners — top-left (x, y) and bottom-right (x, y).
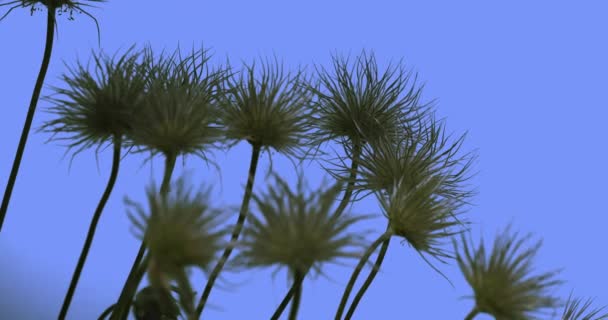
top-left (126, 46), bottom-right (229, 162)
top-left (333, 116), bottom-right (477, 204)
top-left (378, 173), bottom-right (466, 263)
top-left (1, 1), bottom-right (104, 42)
top-left (126, 176), bottom-right (227, 284)
top-left (307, 49), bottom-right (429, 149)
top-left (40, 46), bottom-right (149, 161)
top-left (218, 56), bottom-right (313, 157)
top-left (456, 226), bottom-right (563, 320)
top-left (232, 171), bottom-right (371, 277)
top-left (561, 292), bottom-right (608, 320)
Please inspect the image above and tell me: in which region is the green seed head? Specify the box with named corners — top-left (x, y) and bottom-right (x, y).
top-left (455, 226), bottom-right (563, 320)
top-left (218, 56), bottom-right (314, 158)
top-left (232, 171), bottom-right (371, 276)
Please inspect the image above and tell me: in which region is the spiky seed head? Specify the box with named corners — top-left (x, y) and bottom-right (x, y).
top-left (455, 226), bottom-right (563, 320)
top-left (218, 56), bottom-right (313, 158)
top-left (232, 171), bottom-right (371, 277)
top-left (561, 292), bottom-right (608, 320)
top-left (40, 46), bottom-right (149, 158)
top-left (378, 173), bottom-right (466, 262)
top-left (126, 45), bottom-right (229, 161)
top-left (0, 1), bottom-right (105, 43)
top-left (307, 49), bottom-right (429, 150)
top-left (345, 116), bottom-right (477, 205)
top-left (132, 286), bottom-right (180, 320)
top-left (126, 176), bottom-right (227, 284)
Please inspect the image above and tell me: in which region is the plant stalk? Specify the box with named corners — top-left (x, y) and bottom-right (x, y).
top-left (344, 236), bottom-right (391, 320)
top-left (111, 153), bottom-right (177, 319)
top-left (288, 269), bottom-right (304, 320)
top-left (0, 7), bottom-right (56, 232)
top-left (331, 142), bottom-right (361, 219)
top-left (464, 306), bottom-right (479, 320)
top-left (335, 230), bottom-right (392, 320)
top-left (58, 136), bottom-right (122, 319)
top-left (195, 144), bottom-right (261, 317)
top-left (270, 271), bottom-right (305, 320)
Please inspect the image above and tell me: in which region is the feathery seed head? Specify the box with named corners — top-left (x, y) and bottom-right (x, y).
top-left (351, 116), bottom-right (477, 206)
top-left (455, 226), bottom-right (563, 320)
top-left (40, 46), bottom-right (149, 158)
top-left (308, 49), bottom-right (429, 150)
top-left (218, 56), bottom-right (314, 158)
top-left (126, 176), bottom-right (227, 281)
top-left (127, 45), bottom-right (229, 161)
top-left (379, 174), bottom-right (466, 261)
top-left (232, 171), bottom-right (371, 276)
top-left (561, 292), bottom-right (608, 320)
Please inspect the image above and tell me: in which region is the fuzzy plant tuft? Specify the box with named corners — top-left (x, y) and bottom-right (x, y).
top-left (456, 226), bottom-right (563, 320)
top-left (561, 292), bottom-right (608, 320)
top-left (125, 176), bottom-right (228, 318)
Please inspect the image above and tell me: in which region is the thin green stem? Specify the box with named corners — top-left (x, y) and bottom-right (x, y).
top-left (464, 306), bottom-right (479, 320)
top-left (195, 144), bottom-right (262, 317)
top-left (97, 304), bottom-right (115, 320)
top-left (0, 7), bottom-right (56, 232)
top-left (344, 237), bottom-right (391, 320)
top-left (331, 142), bottom-right (361, 219)
top-left (335, 231), bottom-right (392, 320)
top-left (110, 244), bottom-right (147, 320)
top-left (58, 136), bottom-right (123, 319)
top-left (174, 270), bottom-right (196, 320)
top-left (270, 272), bottom-right (303, 320)
top-left (288, 270), bottom-right (304, 320)
top-left (111, 153), bottom-right (177, 320)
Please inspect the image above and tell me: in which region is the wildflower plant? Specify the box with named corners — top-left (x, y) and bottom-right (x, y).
top-left (111, 45), bottom-right (231, 320)
top-left (38, 46), bottom-right (149, 319)
top-left (456, 226), bottom-right (563, 320)
top-left (231, 171), bottom-right (372, 320)
top-left (125, 176), bottom-right (228, 319)
top-left (0, 0), bottom-right (104, 232)
top-left (335, 115), bottom-right (477, 319)
top-left (195, 57), bottom-right (315, 317)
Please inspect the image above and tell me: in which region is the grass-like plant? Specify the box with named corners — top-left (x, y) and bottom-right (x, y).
top-left (124, 176), bottom-right (228, 320)
top-left (109, 45), bottom-right (230, 320)
top-left (230, 171), bottom-right (372, 320)
top-left (195, 56), bottom-right (315, 317)
top-left (455, 225), bottom-right (563, 320)
top-left (0, 0), bottom-right (104, 232)
top-left (38, 46), bottom-right (149, 319)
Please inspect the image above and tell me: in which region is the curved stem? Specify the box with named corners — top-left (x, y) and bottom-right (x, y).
top-left (270, 271), bottom-right (304, 320)
top-left (288, 270), bottom-right (304, 320)
top-left (111, 153), bottom-right (177, 320)
top-left (58, 136), bottom-right (122, 319)
top-left (464, 306), bottom-right (479, 320)
top-left (335, 231), bottom-right (391, 320)
top-left (110, 244), bottom-right (147, 320)
top-left (97, 304), bottom-right (115, 320)
top-left (331, 142), bottom-right (361, 219)
top-left (195, 144), bottom-right (261, 317)
top-left (344, 237), bottom-right (391, 320)
top-left (0, 7), bottom-right (56, 232)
